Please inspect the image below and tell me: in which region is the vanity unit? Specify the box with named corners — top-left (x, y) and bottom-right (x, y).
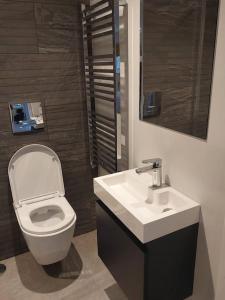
top-left (94, 169), bottom-right (200, 300)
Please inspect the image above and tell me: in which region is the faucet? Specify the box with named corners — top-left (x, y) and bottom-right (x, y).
top-left (136, 158), bottom-right (162, 188)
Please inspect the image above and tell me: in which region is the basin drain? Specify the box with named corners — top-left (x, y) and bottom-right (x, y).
top-left (162, 208), bottom-right (172, 213)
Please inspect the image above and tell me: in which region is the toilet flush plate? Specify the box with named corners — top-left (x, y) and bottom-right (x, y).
top-left (94, 169), bottom-right (200, 243)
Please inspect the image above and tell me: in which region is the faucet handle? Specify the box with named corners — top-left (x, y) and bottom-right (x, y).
top-left (142, 158), bottom-right (162, 168)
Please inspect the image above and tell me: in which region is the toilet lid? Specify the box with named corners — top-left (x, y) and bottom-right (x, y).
top-left (8, 144), bottom-right (65, 206)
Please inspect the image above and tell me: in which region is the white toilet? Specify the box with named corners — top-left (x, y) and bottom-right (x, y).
top-left (8, 144), bottom-right (76, 265)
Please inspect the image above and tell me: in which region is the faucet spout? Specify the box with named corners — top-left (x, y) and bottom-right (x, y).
top-left (135, 158), bottom-right (162, 187)
top-left (135, 164), bottom-right (154, 174)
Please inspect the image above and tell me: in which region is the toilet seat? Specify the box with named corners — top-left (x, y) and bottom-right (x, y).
top-left (16, 196), bottom-right (76, 236)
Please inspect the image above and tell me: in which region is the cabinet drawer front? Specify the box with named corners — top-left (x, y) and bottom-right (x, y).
top-left (96, 200), bottom-right (145, 300)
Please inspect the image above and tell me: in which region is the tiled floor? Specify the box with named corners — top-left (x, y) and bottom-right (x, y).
top-left (0, 231), bottom-right (127, 300)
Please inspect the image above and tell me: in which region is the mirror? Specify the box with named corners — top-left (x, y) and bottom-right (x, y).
top-left (9, 102), bottom-right (44, 134)
top-left (140, 0), bottom-right (219, 139)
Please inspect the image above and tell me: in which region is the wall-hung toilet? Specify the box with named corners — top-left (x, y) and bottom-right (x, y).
top-left (8, 144), bottom-right (76, 265)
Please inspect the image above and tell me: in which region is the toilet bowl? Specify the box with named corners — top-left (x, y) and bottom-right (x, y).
top-left (8, 144), bottom-right (76, 265)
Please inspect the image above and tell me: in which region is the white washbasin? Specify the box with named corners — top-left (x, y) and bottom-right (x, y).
top-left (94, 169), bottom-right (200, 243)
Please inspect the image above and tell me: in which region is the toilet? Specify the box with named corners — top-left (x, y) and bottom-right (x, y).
top-left (8, 144), bottom-right (76, 265)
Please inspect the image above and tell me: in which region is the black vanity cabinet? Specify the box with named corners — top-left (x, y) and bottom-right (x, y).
top-left (96, 200), bottom-right (199, 300)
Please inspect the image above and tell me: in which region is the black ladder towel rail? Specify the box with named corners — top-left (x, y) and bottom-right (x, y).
top-left (81, 0), bottom-right (120, 174)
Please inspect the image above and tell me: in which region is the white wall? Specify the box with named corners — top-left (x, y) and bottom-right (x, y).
top-left (128, 0), bottom-right (225, 299)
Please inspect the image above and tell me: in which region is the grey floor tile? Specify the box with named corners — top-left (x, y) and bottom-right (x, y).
top-left (0, 230), bottom-right (127, 300)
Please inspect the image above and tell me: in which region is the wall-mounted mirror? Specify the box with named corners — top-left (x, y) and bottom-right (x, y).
top-left (9, 102), bottom-right (44, 134)
top-left (140, 0), bottom-right (219, 139)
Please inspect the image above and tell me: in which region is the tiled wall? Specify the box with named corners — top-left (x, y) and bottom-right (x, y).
top-left (0, 0), bottom-right (96, 260)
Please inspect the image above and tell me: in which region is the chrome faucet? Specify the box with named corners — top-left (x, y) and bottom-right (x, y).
top-left (136, 158), bottom-right (162, 187)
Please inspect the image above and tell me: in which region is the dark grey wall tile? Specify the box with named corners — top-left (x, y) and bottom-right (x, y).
top-left (34, 2), bottom-right (82, 53)
top-left (34, 2), bottom-right (80, 28)
top-left (37, 29), bottom-right (80, 53)
top-left (0, 1), bottom-right (37, 54)
top-left (35, 0), bottom-right (78, 6)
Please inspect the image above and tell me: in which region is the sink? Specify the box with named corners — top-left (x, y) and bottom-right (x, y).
top-left (94, 169), bottom-right (200, 243)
